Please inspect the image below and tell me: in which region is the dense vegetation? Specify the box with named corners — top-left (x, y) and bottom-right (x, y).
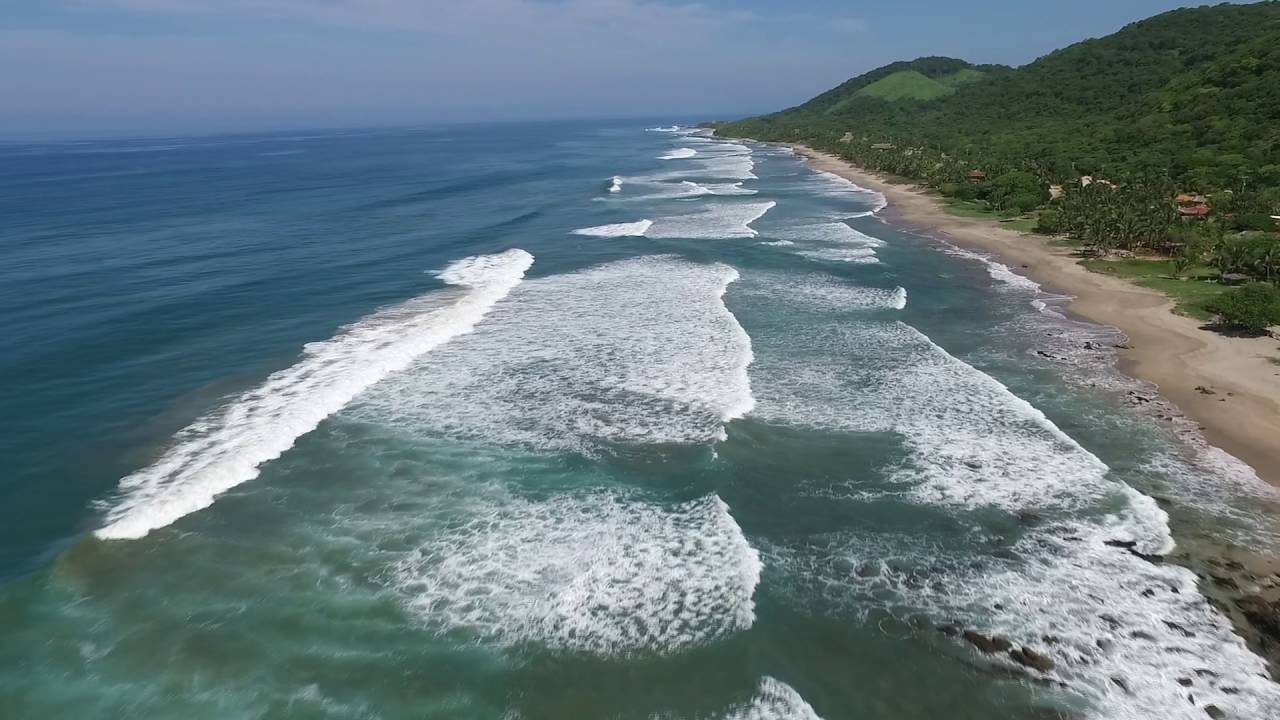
top-left (716, 2), bottom-right (1280, 332)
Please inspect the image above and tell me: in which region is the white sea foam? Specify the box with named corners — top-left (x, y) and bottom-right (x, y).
top-left (95, 249), bottom-right (535, 540)
top-left (647, 201), bottom-right (777, 240)
top-left (608, 175), bottom-right (624, 193)
top-left (810, 170), bottom-right (888, 214)
top-left (652, 155), bottom-right (757, 181)
top-left (701, 182), bottom-right (758, 196)
top-left (646, 125), bottom-right (681, 133)
top-left (349, 256), bottom-right (754, 452)
top-left (721, 678), bottom-right (824, 720)
top-left (752, 316), bottom-right (1164, 545)
top-left (394, 493), bottom-right (761, 656)
top-left (943, 243), bottom-right (1042, 292)
top-left (758, 240), bottom-right (796, 247)
top-left (770, 222), bottom-right (884, 247)
top-left (738, 273), bottom-right (906, 313)
top-left (796, 248), bottom-right (880, 264)
top-left (660, 148), bottom-right (698, 160)
top-left (571, 220), bottom-right (653, 237)
top-left (597, 180), bottom-right (756, 202)
top-left (767, 519), bottom-right (1280, 720)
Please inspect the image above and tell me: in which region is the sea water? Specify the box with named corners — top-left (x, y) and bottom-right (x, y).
top-left (1, 121), bottom-right (1278, 719)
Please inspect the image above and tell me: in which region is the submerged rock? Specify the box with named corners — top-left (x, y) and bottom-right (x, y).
top-left (1009, 646), bottom-right (1056, 673)
top-left (962, 630), bottom-right (1013, 654)
top-left (1236, 595), bottom-right (1280, 644)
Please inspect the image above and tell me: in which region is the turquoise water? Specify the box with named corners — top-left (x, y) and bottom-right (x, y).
top-left (2, 122), bottom-right (1279, 719)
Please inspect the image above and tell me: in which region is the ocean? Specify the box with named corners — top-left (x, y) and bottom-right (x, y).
top-left (1, 120), bottom-right (1278, 719)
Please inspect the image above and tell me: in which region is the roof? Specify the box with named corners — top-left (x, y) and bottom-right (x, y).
top-left (966, 170), bottom-right (986, 177)
top-left (1178, 205), bottom-right (1211, 216)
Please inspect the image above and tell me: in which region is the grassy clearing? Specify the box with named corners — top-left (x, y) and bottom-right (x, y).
top-left (1080, 258), bottom-right (1226, 319)
top-left (855, 70), bottom-right (955, 102)
top-left (942, 199), bottom-right (997, 219)
top-left (942, 199), bottom-right (1039, 232)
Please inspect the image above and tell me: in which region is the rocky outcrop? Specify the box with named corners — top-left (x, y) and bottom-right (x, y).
top-left (1009, 646), bottom-right (1055, 673)
top-left (962, 629), bottom-right (1012, 654)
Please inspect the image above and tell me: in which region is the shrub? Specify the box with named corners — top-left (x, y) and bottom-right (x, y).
top-left (1035, 209), bottom-right (1062, 234)
top-left (1203, 283), bottom-right (1280, 334)
top-left (1234, 213), bottom-right (1280, 232)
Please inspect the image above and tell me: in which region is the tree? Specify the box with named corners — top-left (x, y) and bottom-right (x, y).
top-left (1203, 283), bottom-right (1280, 334)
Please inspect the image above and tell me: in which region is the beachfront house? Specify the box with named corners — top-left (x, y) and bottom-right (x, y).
top-left (1175, 192), bottom-right (1211, 220)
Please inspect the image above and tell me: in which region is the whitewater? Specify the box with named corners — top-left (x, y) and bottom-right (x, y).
top-left (3, 121), bottom-right (1278, 720)
top-left (95, 249), bottom-right (534, 539)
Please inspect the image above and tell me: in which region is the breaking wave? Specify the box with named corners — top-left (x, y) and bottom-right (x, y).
top-left (348, 256), bottom-right (754, 453)
top-left (660, 148), bottom-right (698, 160)
top-left (647, 201), bottom-right (777, 240)
top-left (95, 249), bottom-right (535, 540)
top-left (572, 220), bottom-right (653, 237)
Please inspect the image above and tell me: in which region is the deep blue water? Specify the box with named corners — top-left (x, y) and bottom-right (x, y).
top-left (2, 120), bottom-right (1279, 719)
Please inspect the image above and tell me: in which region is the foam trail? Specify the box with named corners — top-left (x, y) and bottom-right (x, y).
top-left (95, 249), bottom-right (535, 540)
top-left (572, 220), bottom-right (653, 237)
top-left (596, 180), bottom-right (756, 202)
top-left (660, 148), bottom-right (698, 160)
top-left (647, 201), bottom-right (777, 240)
top-left (796, 247), bottom-right (879, 264)
top-left (773, 222), bottom-right (884, 247)
top-left (943, 243), bottom-right (1041, 292)
top-left (811, 170), bottom-right (888, 214)
top-left (395, 493), bottom-right (761, 655)
top-left (351, 256), bottom-right (754, 452)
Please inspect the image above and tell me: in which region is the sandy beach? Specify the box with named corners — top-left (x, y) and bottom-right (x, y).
top-left (791, 144), bottom-right (1280, 485)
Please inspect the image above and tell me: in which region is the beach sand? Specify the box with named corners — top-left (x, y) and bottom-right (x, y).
top-left (792, 145), bottom-right (1280, 485)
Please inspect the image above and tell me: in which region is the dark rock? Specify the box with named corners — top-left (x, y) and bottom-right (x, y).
top-left (1009, 646), bottom-right (1056, 673)
top-left (1163, 620), bottom-right (1195, 637)
top-left (1235, 595), bottom-right (1280, 644)
top-left (937, 622), bottom-right (962, 637)
top-left (1210, 574), bottom-right (1239, 591)
top-left (1196, 386), bottom-right (1217, 395)
top-left (962, 630), bottom-right (1013, 654)
top-left (1177, 678), bottom-right (1193, 687)
top-left (1204, 705), bottom-right (1225, 719)
top-left (1111, 676), bottom-right (1130, 693)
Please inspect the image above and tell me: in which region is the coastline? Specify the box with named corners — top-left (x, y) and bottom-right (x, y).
top-left (789, 143), bottom-right (1280, 486)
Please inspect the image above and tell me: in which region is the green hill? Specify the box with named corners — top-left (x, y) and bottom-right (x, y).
top-left (853, 70), bottom-right (959, 102)
top-left (718, 2), bottom-right (1280, 193)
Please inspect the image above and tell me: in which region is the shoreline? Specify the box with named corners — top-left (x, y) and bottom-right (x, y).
top-left (788, 143), bottom-right (1280, 486)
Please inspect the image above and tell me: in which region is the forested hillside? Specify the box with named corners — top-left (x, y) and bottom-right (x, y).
top-left (720, 2), bottom-right (1280, 191)
top-left (716, 2), bottom-right (1280, 332)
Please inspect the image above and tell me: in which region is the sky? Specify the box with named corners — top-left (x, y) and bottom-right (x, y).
top-left (0, 1), bottom-right (1239, 136)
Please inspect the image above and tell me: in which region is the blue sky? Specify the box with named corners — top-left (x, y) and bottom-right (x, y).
top-left (1, 1), bottom-right (1236, 135)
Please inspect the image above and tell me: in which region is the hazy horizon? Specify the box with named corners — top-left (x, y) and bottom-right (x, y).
top-left (2, 1), bottom-right (1256, 136)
